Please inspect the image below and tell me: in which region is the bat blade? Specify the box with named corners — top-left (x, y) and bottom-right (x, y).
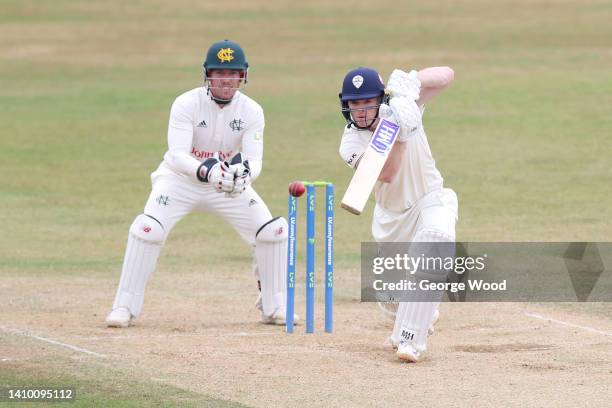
top-left (341, 118), bottom-right (400, 215)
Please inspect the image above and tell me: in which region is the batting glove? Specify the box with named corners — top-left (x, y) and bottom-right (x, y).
top-left (387, 69), bottom-right (421, 101)
top-left (389, 96), bottom-right (422, 142)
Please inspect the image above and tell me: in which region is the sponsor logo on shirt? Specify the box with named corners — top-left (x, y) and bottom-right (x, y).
top-left (191, 147), bottom-right (234, 161)
top-left (196, 119), bottom-right (208, 128)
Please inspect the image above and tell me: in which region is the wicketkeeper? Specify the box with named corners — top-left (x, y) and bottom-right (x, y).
top-left (338, 66), bottom-right (458, 362)
top-left (106, 40), bottom-right (292, 328)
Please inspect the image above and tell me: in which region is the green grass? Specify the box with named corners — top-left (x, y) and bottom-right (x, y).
top-left (2, 1), bottom-right (611, 267)
top-left (0, 363), bottom-right (247, 408)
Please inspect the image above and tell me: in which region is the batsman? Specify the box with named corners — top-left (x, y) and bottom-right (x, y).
top-left (338, 66), bottom-right (458, 362)
top-left (106, 40), bottom-right (291, 328)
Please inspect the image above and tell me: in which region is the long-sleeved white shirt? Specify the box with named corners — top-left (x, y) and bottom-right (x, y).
top-left (152, 87), bottom-right (264, 183)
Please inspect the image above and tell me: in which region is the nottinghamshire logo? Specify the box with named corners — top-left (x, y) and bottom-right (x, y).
top-left (229, 119), bottom-right (244, 131)
top-left (156, 195), bottom-right (170, 206)
top-left (217, 48), bottom-right (234, 63)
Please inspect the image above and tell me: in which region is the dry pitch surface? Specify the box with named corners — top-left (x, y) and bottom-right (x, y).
top-left (2, 268), bottom-right (611, 407)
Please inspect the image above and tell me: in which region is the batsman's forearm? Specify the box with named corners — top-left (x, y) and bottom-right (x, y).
top-left (417, 67), bottom-right (454, 89)
top-left (378, 141), bottom-right (406, 183)
top-left (416, 67), bottom-right (454, 106)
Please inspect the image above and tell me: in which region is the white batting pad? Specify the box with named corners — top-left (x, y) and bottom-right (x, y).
top-left (392, 301), bottom-right (439, 351)
top-left (112, 214), bottom-right (165, 317)
top-left (390, 228), bottom-right (455, 350)
top-left (255, 217), bottom-right (288, 317)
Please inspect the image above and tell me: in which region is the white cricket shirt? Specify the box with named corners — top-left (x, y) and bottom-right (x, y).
top-left (153, 88), bottom-right (264, 182)
top-left (339, 110), bottom-right (444, 212)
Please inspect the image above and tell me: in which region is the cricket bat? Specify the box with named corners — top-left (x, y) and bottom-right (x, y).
top-left (341, 116), bottom-right (401, 215)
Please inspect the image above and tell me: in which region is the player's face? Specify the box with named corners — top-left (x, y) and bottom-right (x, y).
top-left (347, 97), bottom-right (380, 129)
top-left (207, 69), bottom-right (243, 101)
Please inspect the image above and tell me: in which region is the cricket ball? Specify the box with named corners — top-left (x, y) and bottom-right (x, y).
top-left (288, 181), bottom-right (306, 197)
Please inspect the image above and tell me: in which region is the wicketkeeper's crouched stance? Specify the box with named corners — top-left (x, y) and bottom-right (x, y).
top-left (338, 66), bottom-right (458, 362)
top-left (106, 40), bottom-right (292, 328)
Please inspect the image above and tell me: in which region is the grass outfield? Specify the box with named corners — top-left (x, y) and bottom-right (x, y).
top-left (0, 363), bottom-right (246, 408)
top-left (1, 0), bottom-right (611, 406)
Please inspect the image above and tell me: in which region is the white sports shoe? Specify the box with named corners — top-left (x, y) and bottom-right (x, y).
top-left (106, 307), bottom-right (132, 328)
top-left (397, 341), bottom-right (421, 363)
top-left (255, 294), bottom-right (298, 325)
top-left (261, 309), bottom-right (288, 325)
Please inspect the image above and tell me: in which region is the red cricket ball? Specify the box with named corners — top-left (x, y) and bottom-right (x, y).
top-left (288, 181), bottom-right (306, 197)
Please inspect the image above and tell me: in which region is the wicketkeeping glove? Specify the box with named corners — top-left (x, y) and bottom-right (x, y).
top-left (225, 152), bottom-right (252, 198)
top-left (197, 157), bottom-right (235, 193)
top-left (386, 69), bottom-right (421, 101)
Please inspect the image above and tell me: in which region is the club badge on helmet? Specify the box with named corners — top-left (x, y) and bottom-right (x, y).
top-left (339, 67), bottom-right (388, 130)
top-left (203, 39), bottom-right (249, 104)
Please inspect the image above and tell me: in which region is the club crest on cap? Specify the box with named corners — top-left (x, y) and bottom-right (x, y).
top-left (352, 75), bottom-right (364, 89)
top-left (217, 47), bottom-right (234, 63)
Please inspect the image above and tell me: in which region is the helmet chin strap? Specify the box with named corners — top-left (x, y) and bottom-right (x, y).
top-left (206, 86), bottom-right (233, 105)
top-left (350, 116), bottom-right (377, 130)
